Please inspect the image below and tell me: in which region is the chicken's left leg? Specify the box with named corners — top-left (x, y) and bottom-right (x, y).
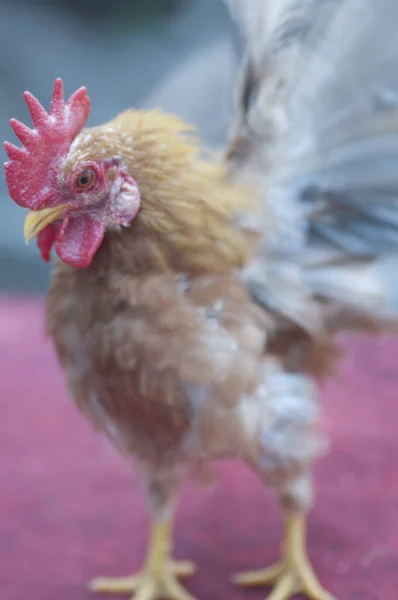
top-left (233, 511), bottom-right (334, 600)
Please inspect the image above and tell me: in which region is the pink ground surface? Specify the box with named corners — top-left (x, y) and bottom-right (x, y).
top-left (1, 296), bottom-right (398, 600)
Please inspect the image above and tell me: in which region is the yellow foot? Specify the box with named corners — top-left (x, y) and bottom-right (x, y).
top-left (232, 561), bottom-right (335, 600)
top-left (89, 560), bottom-right (196, 600)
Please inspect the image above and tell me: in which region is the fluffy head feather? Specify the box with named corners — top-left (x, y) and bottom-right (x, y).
top-left (73, 109), bottom-right (256, 273)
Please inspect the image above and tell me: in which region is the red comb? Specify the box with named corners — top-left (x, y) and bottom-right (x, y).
top-left (4, 78), bottom-right (90, 209)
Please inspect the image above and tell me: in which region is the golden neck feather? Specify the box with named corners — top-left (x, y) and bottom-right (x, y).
top-left (72, 109), bottom-right (256, 275)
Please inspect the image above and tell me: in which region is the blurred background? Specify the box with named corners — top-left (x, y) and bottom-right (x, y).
top-left (0, 0), bottom-right (238, 292)
top-left (2, 7), bottom-right (398, 600)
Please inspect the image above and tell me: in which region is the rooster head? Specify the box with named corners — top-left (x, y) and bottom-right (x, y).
top-left (4, 79), bottom-right (140, 268)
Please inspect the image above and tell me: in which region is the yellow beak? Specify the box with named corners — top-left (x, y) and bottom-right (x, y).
top-left (24, 204), bottom-right (69, 244)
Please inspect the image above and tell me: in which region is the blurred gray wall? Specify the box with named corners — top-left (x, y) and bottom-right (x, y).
top-left (0, 0), bottom-right (238, 291)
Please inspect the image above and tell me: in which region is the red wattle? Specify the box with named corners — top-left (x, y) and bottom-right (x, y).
top-left (37, 224), bottom-right (56, 262)
top-left (55, 214), bottom-right (104, 269)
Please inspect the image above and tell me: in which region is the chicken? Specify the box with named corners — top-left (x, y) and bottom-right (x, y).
top-left (4, 1), bottom-right (398, 599)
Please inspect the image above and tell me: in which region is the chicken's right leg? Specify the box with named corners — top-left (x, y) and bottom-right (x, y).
top-left (89, 478), bottom-right (196, 600)
top-left (90, 517), bottom-right (196, 600)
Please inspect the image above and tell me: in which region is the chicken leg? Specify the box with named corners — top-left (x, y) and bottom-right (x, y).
top-left (232, 512), bottom-right (334, 600)
top-left (90, 518), bottom-right (196, 600)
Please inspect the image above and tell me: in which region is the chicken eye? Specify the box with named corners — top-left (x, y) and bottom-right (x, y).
top-left (76, 169), bottom-right (95, 189)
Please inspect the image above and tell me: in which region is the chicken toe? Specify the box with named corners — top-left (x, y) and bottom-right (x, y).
top-left (89, 559), bottom-right (196, 600)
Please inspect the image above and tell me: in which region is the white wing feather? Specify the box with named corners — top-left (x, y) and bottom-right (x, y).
top-left (226, 0), bottom-right (398, 330)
